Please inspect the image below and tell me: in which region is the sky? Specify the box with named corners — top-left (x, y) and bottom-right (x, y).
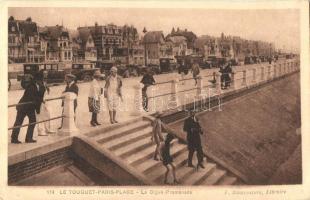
top-left (8, 7), bottom-right (300, 52)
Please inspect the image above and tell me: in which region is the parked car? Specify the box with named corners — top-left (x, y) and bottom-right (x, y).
top-left (71, 62), bottom-right (99, 81)
top-left (159, 58), bottom-right (177, 73)
top-left (93, 60), bottom-right (115, 76)
top-left (17, 63), bottom-right (65, 84)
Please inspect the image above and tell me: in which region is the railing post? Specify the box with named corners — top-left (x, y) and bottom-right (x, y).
top-left (215, 72), bottom-right (221, 92)
top-left (231, 71), bottom-right (236, 90)
top-left (132, 83), bottom-right (144, 115)
top-left (196, 75), bottom-right (203, 98)
top-left (242, 70), bottom-right (247, 86)
top-left (59, 92), bottom-right (79, 136)
top-left (252, 68), bottom-right (257, 84)
top-left (260, 66), bottom-right (265, 82)
top-left (273, 64), bottom-right (277, 79)
top-left (170, 78), bottom-right (179, 109)
top-left (267, 65), bottom-right (271, 80)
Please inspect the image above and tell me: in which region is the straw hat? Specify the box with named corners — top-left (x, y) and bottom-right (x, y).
top-left (66, 73), bottom-right (76, 79)
top-left (93, 70), bottom-right (104, 78)
top-left (110, 66), bottom-right (118, 72)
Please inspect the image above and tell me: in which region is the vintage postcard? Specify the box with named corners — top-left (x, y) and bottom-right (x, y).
top-left (0, 0), bottom-right (309, 200)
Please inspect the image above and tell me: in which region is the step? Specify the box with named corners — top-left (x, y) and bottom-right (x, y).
top-left (137, 143), bottom-right (187, 174)
top-left (66, 165), bottom-right (95, 186)
top-left (95, 121), bottom-right (150, 144)
top-left (181, 163), bottom-right (216, 185)
top-left (217, 176), bottom-right (238, 185)
top-left (148, 149), bottom-right (189, 182)
top-left (115, 137), bottom-right (153, 158)
top-left (86, 117), bottom-right (143, 137)
top-left (127, 141), bottom-right (169, 166)
top-left (201, 169), bottom-right (227, 185)
top-left (105, 127), bottom-right (152, 150)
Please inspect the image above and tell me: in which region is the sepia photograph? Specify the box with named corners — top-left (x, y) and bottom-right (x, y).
top-left (1, 1), bottom-right (309, 200)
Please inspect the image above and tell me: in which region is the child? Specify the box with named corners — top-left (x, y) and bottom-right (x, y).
top-left (151, 112), bottom-right (164, 160)
top-left (160, 133), bottom-right (179, 185)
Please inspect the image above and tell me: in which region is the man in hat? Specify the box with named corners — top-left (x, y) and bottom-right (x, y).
top-left (104, 66), bottom-right (122, 124)
top-left (140, 68), bottom-right (156, 112)
top-left (11, 73), bottom-right (41, 143)
top-left (59, 74), bottom-right (79, 129)
top-left (183, 110), bottom-right (205, 169)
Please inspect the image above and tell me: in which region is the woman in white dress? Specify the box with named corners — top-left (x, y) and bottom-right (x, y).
top-left (104, 66), bottom-right (122, 124)
top-left (88, 70), bottom-right (104, 126)
top-left (36, 70), bottom-right (54, 136)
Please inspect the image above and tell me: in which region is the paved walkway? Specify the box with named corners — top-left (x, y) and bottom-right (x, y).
top-left (8, 60), bottom-right (292, 156)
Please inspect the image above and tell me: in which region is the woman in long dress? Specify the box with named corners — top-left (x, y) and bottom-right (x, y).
top-left (151, 112), bottom-right (164, 160)
top-left (36, 70), bottom-right (54, 136)
top-left (88, 70), bottom-right (104, 126)
top-left (104, 66), bottom-right (122, 124)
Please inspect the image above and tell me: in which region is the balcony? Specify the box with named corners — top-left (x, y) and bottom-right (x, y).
top-left (8, 42), bottom-right (21, 47)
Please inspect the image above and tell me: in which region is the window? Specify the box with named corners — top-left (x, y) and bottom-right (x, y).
top-left (103, 48), bottom-right (106, 55)
top-left (60, 43), bottom-right (63, 47)
top-left (68, 51), bottom-right (71, 59)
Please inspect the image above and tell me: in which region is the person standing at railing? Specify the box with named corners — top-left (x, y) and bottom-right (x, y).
top-left (219, 61), bottom-right (232, 89)
top-left (183, 110), bottom-right (205, 169)
top-left (191, 61), bottom-right (200, 86)
top-left (104, 66), bottom-right (122, 124)
top-left (11, 74), bottom-right (41, 144)
top-left (88, 70), bottom-right (104, 126)
top-left (59, 74), bottom-right (79, 129)
top-left (178, 60), bottom-right (187, 85)
top-left (140, 68), bottom-right (155, 112)
top-left (35, 70), bottom-right (54, 136)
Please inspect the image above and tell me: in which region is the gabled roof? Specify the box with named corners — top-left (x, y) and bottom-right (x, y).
top-left (143, 31), bottom-right (165, 44)
top-left (166, 35), bottom-right (187, 45)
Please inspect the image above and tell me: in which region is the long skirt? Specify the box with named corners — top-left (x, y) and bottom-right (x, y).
top-left (36, 103), bottom-right (51, 135)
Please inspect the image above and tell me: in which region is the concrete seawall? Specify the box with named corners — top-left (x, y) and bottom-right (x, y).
top-left (169, 72), bottom-right (301, 184)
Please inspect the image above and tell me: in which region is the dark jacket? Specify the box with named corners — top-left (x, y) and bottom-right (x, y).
top-left (183, 116), bottom-right (203, 150)
top-left (16, 81), bottom-right (41, 114)
top-left (141, 73), bottom-right (155, 90)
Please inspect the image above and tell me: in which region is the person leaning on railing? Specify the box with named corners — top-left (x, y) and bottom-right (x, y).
top-left (11, 73), bottom-right (42, 144)
top-left (140, 68), bottom-right (156, 112)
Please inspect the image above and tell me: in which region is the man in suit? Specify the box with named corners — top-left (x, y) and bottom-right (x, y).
top-left (11, 74), bottom-right (42, 144)
top-left (59, 74), bottom-right (79, 129)
top-left (183, 110), bottom-right (205, 169)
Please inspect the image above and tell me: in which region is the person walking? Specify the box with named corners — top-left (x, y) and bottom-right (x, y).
top-left (104, 66), bottom-right (122, 124)
top-left (183, 110), bottom-right (205, 169)
top-left (140, 68), bottom-right (155, 112)
top-left (151, 112), bottom-right (165, 161)
top-left (178, 60), bottom-right (187, 85)
top-left (59, 74), bottom-right (79, 129)
top-left (88, 70), bottom-right (104, 126)
top-left (191, 61), bottom-right (200, 85)
top-left (219, 61), bottom-right (232, 89)
top-left (11, 74), bottom-right (41, 144)
top-left (36, 70), bottom-right (54, 136)
top-left (160, 133), bottom-right (179, 185)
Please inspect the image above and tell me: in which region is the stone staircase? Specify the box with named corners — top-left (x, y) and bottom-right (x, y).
top-left (85, 117), bottom-right (239, 185)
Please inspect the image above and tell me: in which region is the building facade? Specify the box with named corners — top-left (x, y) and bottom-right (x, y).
top-left (39, 25), bottom-right (73, 62)
top-left (143, 31), bottom-right (166, 65)
top-left (8, 16), bottom-right (44, 63)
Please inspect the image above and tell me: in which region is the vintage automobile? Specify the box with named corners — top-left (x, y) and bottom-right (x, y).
top-left (17, 63), bottom-right (65, 84)
top-left (204, 56), bottom-right (227, 68)
top-left (71, 62), bottom-right (99, 81)
top-left (159, 58), bottom-right (177, 73)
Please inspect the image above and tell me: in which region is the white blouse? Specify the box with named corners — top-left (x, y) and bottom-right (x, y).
top-left (89, 79), bottom-right (102, 100)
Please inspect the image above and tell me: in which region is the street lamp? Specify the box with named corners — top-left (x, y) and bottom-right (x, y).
top-left (143, 27), bottom-right (147, 66)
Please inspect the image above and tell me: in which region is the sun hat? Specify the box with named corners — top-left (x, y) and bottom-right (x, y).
top-left (93, 70), bottom-right (104, 78)
top-left (110, 66), bottom-right (118, 72)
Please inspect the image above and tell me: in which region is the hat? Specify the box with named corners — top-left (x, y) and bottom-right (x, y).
top-left (66, 74), bottom-right (76, 79)
top-left (93, 70), bottom-right (104, 78)
top-left (110, 66), bottom-right (118, 72)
